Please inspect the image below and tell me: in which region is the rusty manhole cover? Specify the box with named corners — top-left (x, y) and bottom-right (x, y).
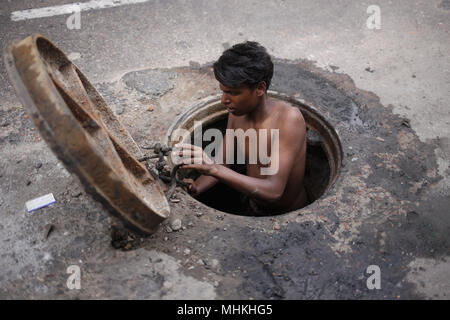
top-left (3, 34), bottom-right (170, 234)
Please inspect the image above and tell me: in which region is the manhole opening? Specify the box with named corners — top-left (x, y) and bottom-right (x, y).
top-left (167, 94), bottom-right (342, 216)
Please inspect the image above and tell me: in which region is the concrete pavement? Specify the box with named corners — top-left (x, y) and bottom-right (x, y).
top-left (0, 0), bottom-right (449, 299)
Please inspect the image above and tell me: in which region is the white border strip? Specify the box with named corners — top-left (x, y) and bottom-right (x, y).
top-left (11, 0), bottom-right (151, 21)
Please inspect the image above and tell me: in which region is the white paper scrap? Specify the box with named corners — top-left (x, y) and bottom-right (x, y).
top-left (26, 193), bottom-right (55, 213)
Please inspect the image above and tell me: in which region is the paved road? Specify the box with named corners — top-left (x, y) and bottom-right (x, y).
top-left (2, 1), bottom-right (449, 143)
top-left (1, 0), bottom-right (449, 299)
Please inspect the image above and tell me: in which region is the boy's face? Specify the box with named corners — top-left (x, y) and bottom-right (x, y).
top-left (219, 83), bottom-right (264, 116)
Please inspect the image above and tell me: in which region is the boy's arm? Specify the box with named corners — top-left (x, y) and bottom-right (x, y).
top-left (179, 108), bottom-right (306, 204)
top-left (186, 114), bottom-right (234, 197)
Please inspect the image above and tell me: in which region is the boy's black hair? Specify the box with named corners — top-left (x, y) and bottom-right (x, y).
top-left (213, 41), bottom-right (274, 92)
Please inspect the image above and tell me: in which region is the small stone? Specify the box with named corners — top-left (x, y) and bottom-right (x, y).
top-left (273, 221), bottom-right (280, 230)
top-left (184, 248), bottom-right (191, 255)
top-left (165, 226), bottom-right (173, 233)
top-left (71, 189), bottom-right (82, 198)
top-left (196, 212), bottom-right (204, 217)
top-left (214, 281), bottom-right (219, 287)
top-left (210, 259), bottom-right (219, 270)
top-left (164, 237), bottom-right (168, 241)
top-left (116, 105), bottom-right (124, 115)
top-left (147, 105), bottom-right (154, 112)
top-left (197, 259), bottom-right (205, 265)
top-left (170, 219), bottom-right (182, 231)
top-left (67, 52), bottom-right (81, 60)
top-left (162, 281), bottom-right (172, 290)
top-left (376, 137), bottom-right (385, 142)
top-left (35, 162), bottom-right (43, 169)
top-left (170, 198), bottom-right (180, 203)
top-left (187, 222), bottom-right (193, 227)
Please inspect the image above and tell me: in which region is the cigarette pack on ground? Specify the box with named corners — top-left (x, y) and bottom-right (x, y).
top-left (25, 193), bottom-right (55, 213)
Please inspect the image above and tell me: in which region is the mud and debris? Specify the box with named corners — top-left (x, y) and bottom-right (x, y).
top-left (0, 56), bottom-right (448, 299)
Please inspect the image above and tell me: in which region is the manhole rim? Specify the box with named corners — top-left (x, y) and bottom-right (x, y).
top-left (164, 91), bottom-right (345, 218)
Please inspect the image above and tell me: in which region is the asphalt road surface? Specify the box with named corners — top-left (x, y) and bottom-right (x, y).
top-left (0, 0), bottom-right (449, 300)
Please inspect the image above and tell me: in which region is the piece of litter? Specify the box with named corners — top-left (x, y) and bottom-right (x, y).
top-left (376, 137), bottom-right (385, 142)
top-left (26, 193), bottom-right (55, 213)
top-left (351, 157), bottom-right (358, 162)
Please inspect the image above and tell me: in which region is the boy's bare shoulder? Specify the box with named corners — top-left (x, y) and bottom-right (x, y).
top-left (274, 99), bottom-right (305, 127)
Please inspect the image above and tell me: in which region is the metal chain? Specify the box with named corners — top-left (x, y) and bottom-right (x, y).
top-left (138, 143), bottom-right (189, 199)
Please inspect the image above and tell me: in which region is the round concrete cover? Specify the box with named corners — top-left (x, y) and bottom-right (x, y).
top-left (3, 34), bottom-right (170, 234)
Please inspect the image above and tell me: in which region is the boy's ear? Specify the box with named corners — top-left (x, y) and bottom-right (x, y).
top-left (256, 81), bottom-right (267, 96)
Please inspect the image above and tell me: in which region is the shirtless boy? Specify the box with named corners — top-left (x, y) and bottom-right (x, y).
top-left (175, 41), bottom-right (308, 215)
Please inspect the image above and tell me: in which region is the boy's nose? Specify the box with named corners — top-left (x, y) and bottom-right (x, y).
top-left (221, 94), bottom-right (230, 105)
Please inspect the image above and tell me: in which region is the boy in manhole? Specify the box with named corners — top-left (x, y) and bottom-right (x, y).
top-left (174, 41), bottom-right (308, 215)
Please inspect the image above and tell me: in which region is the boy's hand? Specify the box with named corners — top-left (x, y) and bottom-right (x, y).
top-left (172, 143), bottom-right (218, 176)
top-left (182, 178), bottom-right (200, 197)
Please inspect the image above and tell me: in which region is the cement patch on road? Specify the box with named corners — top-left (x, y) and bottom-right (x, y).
top-left (122, 69), bottom-right (177, 97)
top-left (406, 257), bottom-right (450, 300)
